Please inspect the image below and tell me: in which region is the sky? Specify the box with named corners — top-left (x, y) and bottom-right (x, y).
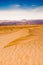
top-left (0, 0), bottom-right (43, 20)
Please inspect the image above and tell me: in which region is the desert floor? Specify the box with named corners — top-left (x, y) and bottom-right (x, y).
top-left (0, 25), bottom-right (43, 65)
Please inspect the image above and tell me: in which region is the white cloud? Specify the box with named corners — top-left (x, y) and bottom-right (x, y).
top-left (0, 6), bottom-right (43, 21)
top-left (32, 6), bottom-right (43, 12)
top-left (9, 4), bottom-right (20, 9)
top-left (32, 5), bottom-right (36, 6)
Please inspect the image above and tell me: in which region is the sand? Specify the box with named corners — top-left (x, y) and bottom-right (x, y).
top-left (0, 25), bottom-right (43, 65)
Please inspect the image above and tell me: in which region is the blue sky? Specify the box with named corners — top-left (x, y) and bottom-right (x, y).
top-left (0, 0), bottom-right (43, 20)
top-left (0, 0), bottom-right (43, 9)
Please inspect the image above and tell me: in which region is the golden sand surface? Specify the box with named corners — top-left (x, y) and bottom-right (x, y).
top-left (0, 25), bottom-right (43, 65)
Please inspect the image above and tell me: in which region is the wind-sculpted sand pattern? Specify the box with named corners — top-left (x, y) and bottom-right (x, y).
top-left (0, 25), bottom-right (43, 65)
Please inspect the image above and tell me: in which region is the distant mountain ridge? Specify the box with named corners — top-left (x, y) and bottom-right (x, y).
top-left (0, 20), bottom-right (43, 25)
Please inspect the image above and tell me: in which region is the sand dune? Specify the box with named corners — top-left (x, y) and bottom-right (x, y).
top-left (0, 25), bottom-right (43, 65)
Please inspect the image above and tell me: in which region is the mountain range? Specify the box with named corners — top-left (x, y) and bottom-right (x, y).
top-left (0, 20), bottom-right (43, 25)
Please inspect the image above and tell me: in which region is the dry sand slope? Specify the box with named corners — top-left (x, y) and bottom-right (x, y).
top-left (0, 25), bottom-right (43, 65)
